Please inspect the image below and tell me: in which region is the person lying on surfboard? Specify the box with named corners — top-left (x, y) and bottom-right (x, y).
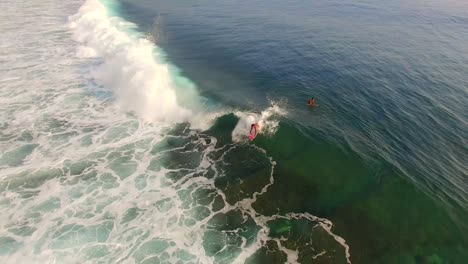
top-left (249, 123), bottom-right (259, 141)
top-left (307, 97), bottom-right (319, 107)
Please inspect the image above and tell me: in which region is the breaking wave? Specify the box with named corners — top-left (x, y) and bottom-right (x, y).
top-left (68, 0), bottom-right (212, 128)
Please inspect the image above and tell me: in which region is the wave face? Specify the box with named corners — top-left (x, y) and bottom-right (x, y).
top-left (0, 0), bottom-right (350, 263)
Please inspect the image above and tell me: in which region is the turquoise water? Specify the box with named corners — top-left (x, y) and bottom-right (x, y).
top-left (0, 0), bottom-right (467, 263)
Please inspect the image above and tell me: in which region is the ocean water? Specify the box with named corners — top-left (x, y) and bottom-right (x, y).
top-left (0, 0), bottom-right (467, 263)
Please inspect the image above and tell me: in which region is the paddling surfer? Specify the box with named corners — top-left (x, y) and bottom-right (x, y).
top-left (307, 97), bottom-right (319, 107)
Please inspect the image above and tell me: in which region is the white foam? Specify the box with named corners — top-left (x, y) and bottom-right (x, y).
top-left (76, 45), bottom-right (97, 58)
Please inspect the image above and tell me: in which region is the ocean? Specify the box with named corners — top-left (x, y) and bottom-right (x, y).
top-left (0, 0), bottom-right (467, 263)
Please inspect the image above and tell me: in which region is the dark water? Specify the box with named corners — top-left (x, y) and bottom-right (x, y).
top-left (117, 0), bottom-right (468, 262)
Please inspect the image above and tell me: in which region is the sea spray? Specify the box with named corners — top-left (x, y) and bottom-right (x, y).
top-left (231, 102), bottom-right (287, 142)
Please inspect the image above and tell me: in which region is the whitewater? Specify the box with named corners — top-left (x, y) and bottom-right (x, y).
top-left (0, 0), bottom-right (350, 263)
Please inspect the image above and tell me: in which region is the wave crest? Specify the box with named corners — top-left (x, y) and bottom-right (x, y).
top-left (68, 0), bottom-right (195, 123)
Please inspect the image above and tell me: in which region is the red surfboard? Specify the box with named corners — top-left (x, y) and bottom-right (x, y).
top-left (249, 124), bottom-right (260, 141)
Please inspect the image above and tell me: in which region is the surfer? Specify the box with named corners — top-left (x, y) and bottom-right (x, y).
top-left (249, 123), bottom-right (259, 141)
top-left (307, 97), bottom-right (319, 107)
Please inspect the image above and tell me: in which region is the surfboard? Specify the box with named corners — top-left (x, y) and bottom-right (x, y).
top-left (249, 124), bottom-right (259, 141)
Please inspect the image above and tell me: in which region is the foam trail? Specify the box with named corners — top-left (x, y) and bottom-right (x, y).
top-left (68, 0), bottom-right (197, 124)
